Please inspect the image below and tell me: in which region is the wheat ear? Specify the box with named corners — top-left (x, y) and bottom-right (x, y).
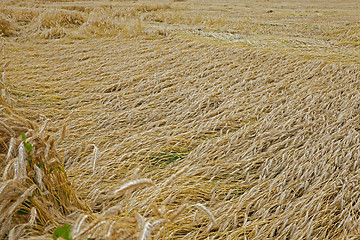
top-left (194, 203), bottom-right (217, 226)
top-left (139, 221), bottom-right (153, 240)
top-left (169, 204), bottom-right (187, 222)
top-left (150, 204), bottom-right (164, 219)
top-left (114, 178), bottom-right (154, 195)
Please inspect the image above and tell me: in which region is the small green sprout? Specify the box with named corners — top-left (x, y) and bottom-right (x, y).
top-left (21, 132), bottom-right (34, 152)
top-left (53, 224), bottom-right (72, 240)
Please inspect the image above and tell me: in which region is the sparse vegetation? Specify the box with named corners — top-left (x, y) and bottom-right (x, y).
top-left (1, 0), bottom-right (360, 239)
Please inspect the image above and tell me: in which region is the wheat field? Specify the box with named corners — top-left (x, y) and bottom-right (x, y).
top-left (0, 0), bottom-right (360, 239)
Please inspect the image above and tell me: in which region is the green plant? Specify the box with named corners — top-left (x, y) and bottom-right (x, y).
top-left (149, 152), bottom-right (187, 167)
top-left (21, 132), bottom-right (34, 165)
top-left (53, 224), bottom-right (72, 240)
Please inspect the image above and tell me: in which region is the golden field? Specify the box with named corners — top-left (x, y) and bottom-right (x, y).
top-left (0, 0), bottom-right (360, 239)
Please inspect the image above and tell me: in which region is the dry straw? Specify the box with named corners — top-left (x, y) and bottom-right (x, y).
top-left (2, 0), bottom-right (360, 239)
top-left (0, 80), bottom-right (90, 238)
top-left (113, 178), bottom-right (154, 195)
top-left (194, 203), bottom-right (217, 226)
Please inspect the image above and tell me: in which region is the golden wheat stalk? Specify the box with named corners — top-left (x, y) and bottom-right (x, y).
top-left (163, 165), bottom-right (191, 186)
top-left (113, 178), bottom-right (154, 195)
top-left (92, 144), bottom-right (98, 173)
top-left (139, 221), bottom-right (153, 240)
top-left (150, 204), bottom-right (164, 219)
top-left (0, 185), bottom-right (36, 221)
top-left (169, 204), bottom-right (187, 222)
top-left (194, 203), bottom-right (217, 226)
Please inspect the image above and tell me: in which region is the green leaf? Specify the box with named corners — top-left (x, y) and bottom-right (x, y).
top-left (49, 168), bottom-right (54, 173)
top-left (24, 142), bottom-right (34, 152)
top-left (26, 156), bottom-right (32, 165)
top-left (57, 166), bottom-right (64, 173)
top-left (53, 224), bottom-right (72, 240)
top-left (17, 209), bottom-right (29, 215)
top-left (21, 132), bottom-right (26, 142)
top-left (36, 162), bottom-right (45, 168)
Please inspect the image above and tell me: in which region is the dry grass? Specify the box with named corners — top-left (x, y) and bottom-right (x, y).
top-left (0, 13), bottom-right (15, 36)
top-left (0, 79), bottom-right (90, 239)
top-left (1, 0), bottom-right (360, 239)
